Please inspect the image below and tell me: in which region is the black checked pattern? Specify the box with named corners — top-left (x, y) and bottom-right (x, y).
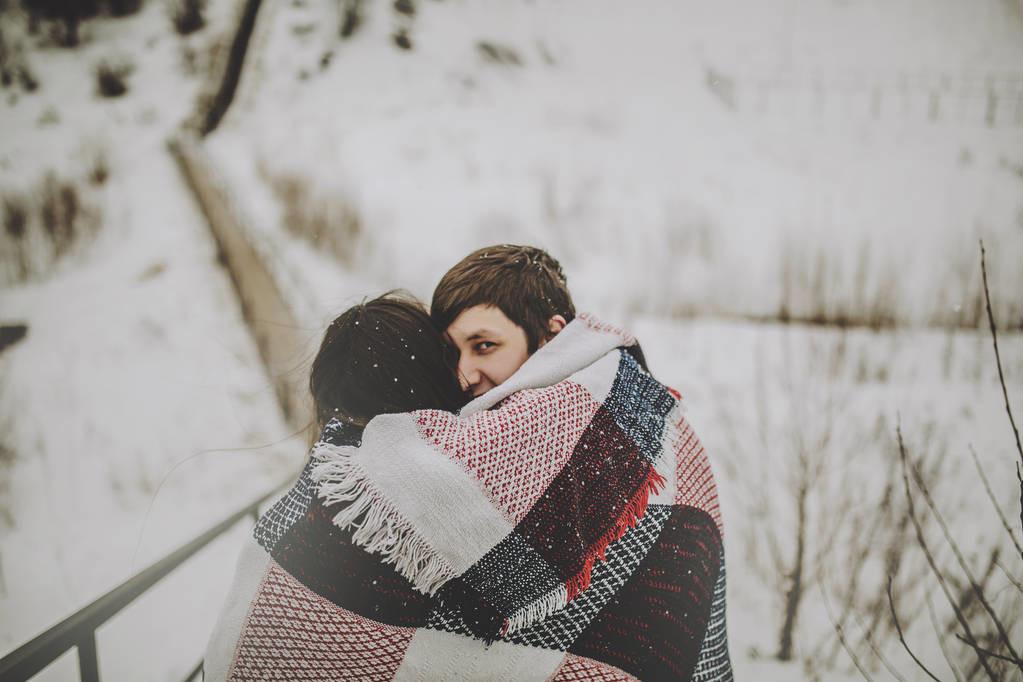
top-left (461, 533), bottom-right (563, 615)
top-left (692, 552), bottom-right (733, 682)
top-left (424, 504), bottom-right (673, 651)
top-left (254, 418), bottom-right (362, 553)
top-left (253, 462), bottom-right (314, 553)
top-left (605, 351), bottom-right (677, 465)
top-left (510, 504), bottom-right (672, 650)
top-left (320, 418), bottom-right (363, 447)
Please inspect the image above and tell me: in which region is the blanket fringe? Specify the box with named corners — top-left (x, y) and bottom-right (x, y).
top-left (502, 584), bottom-right (569, 636)
top-left (566, 466), bottom-right (667, 603)
top-left (310, 441), bottom-right (456, 596)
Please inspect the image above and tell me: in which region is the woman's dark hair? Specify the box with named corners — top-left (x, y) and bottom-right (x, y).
top-left (310, 291), bottom-right (466, 430)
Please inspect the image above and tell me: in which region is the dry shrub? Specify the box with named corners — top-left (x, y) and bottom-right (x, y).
top-left (477, 41), bottom-right (522, 66)
top-left (39, 174), bottom-right (79, 258)
top-left (0, 21), bottom-right (39, 93)
top-left (715, 327), bottom-right (977, 675)
top-left (170, 0), bottom-right (205, 36)
top-left (0, 173), bottom-right (102, 286)
top-left (95, 57), bottom-right (133, 98)
top-left (22, 0), bottom-right (102, 47)
top-left (2, 195), bottom-right (30, 282)
top-left (775, 233), bottom-right (1022, 332)
top-left (391, 0), bottom-right (416, 50)
top-left (812, 423), bottom-right (957, 674)
top-left (184, 27), bottom-right (226, 85)
top-left (262, 168), bottom-right (362, 267)
top-left (18, 0), bottom-right (143, 47)
top-left (778, 239), bottom-right (900, 330)
top-left (392, 28), bottom-right (411, 50)
top-left (86, 148), bottom-right (109, 186)
top-left (339, 0), bottom-right (363, 38)
top-left (108, 0), bottom-right (144, 17)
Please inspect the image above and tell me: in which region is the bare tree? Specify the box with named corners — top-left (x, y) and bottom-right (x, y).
top-left (878, 243), bottom-right (1023, 681)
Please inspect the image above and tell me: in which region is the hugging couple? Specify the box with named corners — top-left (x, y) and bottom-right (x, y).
top-left (205, 244), bottom-right (732, 681)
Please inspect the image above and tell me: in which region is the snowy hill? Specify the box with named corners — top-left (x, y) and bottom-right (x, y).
top-left (210, 0), bottom-right (1023, 331)
top-left (1, 0), bottom-right (1022, 680)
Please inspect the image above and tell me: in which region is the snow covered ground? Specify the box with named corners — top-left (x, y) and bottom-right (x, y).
top-left (0, 3), bottom-right (301, 679)
top-left (635, 318), bottom-right (1023, 679)
top-left (2, 0), bottom-right (1022, 680)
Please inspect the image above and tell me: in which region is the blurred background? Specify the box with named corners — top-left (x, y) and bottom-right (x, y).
top-left (1, 0), bottom-right (1022, 679)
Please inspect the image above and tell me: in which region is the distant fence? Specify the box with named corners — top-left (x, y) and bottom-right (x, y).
top-left (707, 68), bottom-right (1023, 128)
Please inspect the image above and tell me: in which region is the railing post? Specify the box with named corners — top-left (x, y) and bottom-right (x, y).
top-left (183, 658), bottom-right (204, 682)
top-left (77, 632), bottom-right (100, 682)
top-left (0, 477), bottom-right (292, 682)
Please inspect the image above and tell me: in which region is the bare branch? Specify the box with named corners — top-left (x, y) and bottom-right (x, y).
top-left (925, 590), bottom-right (964, 682)
top-left (887, 576), bottom-right (944, 682)
top-left (906, 451), bottom-right (1023, 673)
top-left (896, 425), bottom-right (999, 680)
top-left (979, 240), bottom-right (1023, 554)
top-left (954, 634), bottom-right (1023, 665)
top-left (823, 494), bottom-right (891, 667)
top-left (994, 560), bottom-right (1023, 595)
top-left (851, 611), bottom-right (909, 682)
top-left (820, 582), bottom-right (876, 682)
top-left (864, 486), bottom-right (917, 645)
top-left (968, 444), bottom-right (1023, 559)
top-left (777, 481), bottom-right (809, 661)
top-left (765, 527), bottom-right (787, 586)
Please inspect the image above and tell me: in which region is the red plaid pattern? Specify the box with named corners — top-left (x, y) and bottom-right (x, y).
top-left (228, 561), bottom-right (414, 681)
top-left (416, 382), bottom-right (599, 523)
top-left (673, 414), bottom-right (722, 534)
top-left (551, 654), bottom-right (640, 681)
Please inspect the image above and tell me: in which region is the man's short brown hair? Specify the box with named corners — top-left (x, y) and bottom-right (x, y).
top-left (431, 244), bottom-right (576, 353)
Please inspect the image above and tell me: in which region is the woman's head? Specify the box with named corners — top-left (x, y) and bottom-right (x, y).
top-left (310, 291), bottom-right (466, 430)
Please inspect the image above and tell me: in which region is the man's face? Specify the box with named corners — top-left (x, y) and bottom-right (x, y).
top-left (445, 305), bottom-right (530, 398)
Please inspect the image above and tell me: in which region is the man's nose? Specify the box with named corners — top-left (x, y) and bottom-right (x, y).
top-left (458, 356), bottom-right (480, 391)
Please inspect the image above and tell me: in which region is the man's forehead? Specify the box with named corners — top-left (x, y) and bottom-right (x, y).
top-left (446, 305), bottom-right (514, 340)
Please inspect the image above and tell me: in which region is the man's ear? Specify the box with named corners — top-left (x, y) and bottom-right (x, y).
top-left (547, 315), bottom-right (567, 336)
top-left (537, 315), bottom-right (567, 350)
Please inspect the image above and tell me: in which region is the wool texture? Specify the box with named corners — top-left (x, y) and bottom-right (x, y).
top-left (204, 315), bottom-right (732, 681)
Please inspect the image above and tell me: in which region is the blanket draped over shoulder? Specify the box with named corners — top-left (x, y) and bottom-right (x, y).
top-left (204, 315), bottom-right (733, 681)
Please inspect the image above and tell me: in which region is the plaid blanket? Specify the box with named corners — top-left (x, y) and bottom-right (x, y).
top-left (204, 315), bottom-right (732, 681)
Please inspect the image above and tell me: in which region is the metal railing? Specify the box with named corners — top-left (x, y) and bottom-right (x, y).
top-left (0, 481), bottom-right (290, 682)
